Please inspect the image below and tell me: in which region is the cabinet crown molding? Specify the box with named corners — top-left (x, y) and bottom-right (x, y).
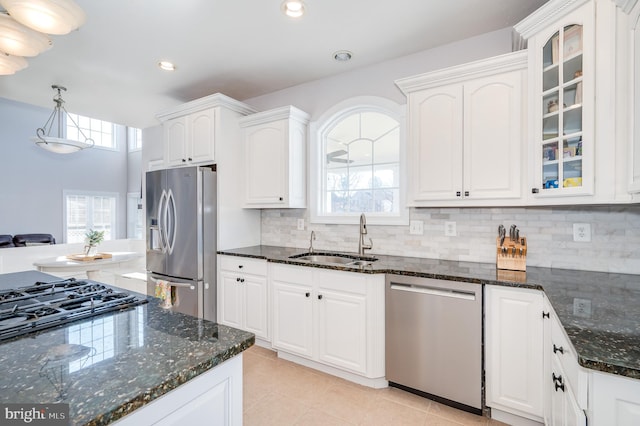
top-left (155, 93), bottom-right (257, 122)
top-left (395, 51), bottom-right (527, 94)
top-left (514, 0), bottom-right (592, 39)
top-left (239, 105), bottom-right (310, 127)
top-left (615, 0), bottom-right (639, 13)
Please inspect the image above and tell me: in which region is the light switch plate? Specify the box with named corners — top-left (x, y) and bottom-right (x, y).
top-left (297, 219), bottom-right (305, 231)
top-left (573, 223), bottom-right (591, 242)
top-left (409, 220), bottom-right (424, 235)
top-left (573, 298), bottom-right (592, 318)
top-left (445, 221), bottom-right (457, 237)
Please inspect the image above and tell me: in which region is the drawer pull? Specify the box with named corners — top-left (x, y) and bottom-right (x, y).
top-left (553, 344), bottom-right (564, 354)
top-left (554, 380), bottom-right (565, 392)
top-left (236, 277), bottom-right (240, 282)
top-left (542, 311), bottom-right (550, 319)
top-left (318, 294), bottom-right (323, 300)
top-left (305, 292), bottom-right (310, 298)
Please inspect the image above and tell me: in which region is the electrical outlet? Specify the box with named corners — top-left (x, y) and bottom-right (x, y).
top-left (445, 221), bottom-right (457, 237)
top-left (573, 298), bottom-right (592, 318)
top-left (573, 223), bottom-right (591, 242)
top-left (297, 219), bottom-right (305, 231)
top-left (409, 220), bottom-right (424, 235)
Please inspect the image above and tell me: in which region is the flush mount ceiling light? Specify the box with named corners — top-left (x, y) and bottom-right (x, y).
top-left (333, 50), bottom-right (352, 62)
top-left (32, 85), bottom-right (94, 154)
top-left (0, 50), bottom-right (27, 74)
top-left (0, 0), bottom-right (86, 35)
top-left (158, 60), bottom-right (176, 71)
top-left (0, 12), bottom-right (52, 56)
top-left (281, 0), bottom-right (305, 18)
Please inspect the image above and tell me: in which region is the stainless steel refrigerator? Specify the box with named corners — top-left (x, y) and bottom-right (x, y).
top-left (145, 166), bottom-right (216, 321)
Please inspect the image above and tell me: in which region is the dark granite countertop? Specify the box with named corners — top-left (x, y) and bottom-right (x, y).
top-left (0, 271), bottom-right (255, 425)
top-left (219, 245), bottom-right (640, 380)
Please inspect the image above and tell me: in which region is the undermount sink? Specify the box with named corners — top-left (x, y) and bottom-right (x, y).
top-left (289, 252), bottom-right (378, 267)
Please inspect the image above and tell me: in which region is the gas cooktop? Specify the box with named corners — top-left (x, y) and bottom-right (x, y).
top-left (0, 278), bottom-right (147, 341)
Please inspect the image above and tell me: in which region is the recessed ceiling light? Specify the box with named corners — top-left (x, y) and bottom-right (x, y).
top-left (282, 0), bottom-right (305, 18)
top-left (333, 50), bottom-right (352, 62)
top-left (158, 61), bottom-right (176, 71)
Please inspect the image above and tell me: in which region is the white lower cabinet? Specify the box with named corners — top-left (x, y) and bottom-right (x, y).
top-left (591, 371), bottom-right (640, 426)
top-left (485, 285), bottom-right (544, 422)
top-left (270, 263), bottom-right (385, 382)
top-left (218, 256), bottom-right (269, 341)
top-left (550, 355), bottom-right (586, 426)
top-left (271, 268), bottom-right (313, 357)
top-left (114, 355), bottom-right (242, 426)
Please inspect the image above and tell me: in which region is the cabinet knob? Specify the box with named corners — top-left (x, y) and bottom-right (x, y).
top-left (553, 344), bottom-right (564, 354)
top-left (240, 278), bottom-right (245, 283)
top-left (279, 197), bottom-right (283, 201)
top-left (317, 294), bottom-right (323, 300)
top-left (182, 159), bottom-right (186, 163)
top-left (305, 292), bottom-right (310, 298)
top-left (188, 157), bottom-right (193, 161)
top-left (236, 277), bottom-right (240, 282)
top-left (532, 188), bottom-right (540, 194)
top-left (464, 191), bottom-right (469, 197)
top-left (456, 191), bottom-right (461, 197)
top-left (542, 311), bottom-right (550, 319)
top-left (238, 265), bottom-right (243, 269)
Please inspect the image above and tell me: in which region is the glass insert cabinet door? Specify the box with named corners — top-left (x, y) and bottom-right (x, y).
top-left (539, 24), bottom-right (585, 193)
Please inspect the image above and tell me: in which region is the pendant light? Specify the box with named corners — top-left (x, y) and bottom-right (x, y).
top-left (0, 12), bottom-right (52, 56)
top-left (32, 85), bottom-right (95, 154)
top-left (0, 50), bottom-right (27, 74)
top-left (0, 0), bottom-right (86, 35)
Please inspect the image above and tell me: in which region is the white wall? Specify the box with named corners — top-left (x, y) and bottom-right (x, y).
top-left (0, 97), bottom-right (130, 242)
top-left (244, 27), bottom-right (513, 116)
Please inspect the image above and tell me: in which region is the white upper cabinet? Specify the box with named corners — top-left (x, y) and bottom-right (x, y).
top-left (515, 0), bottom-right (635, 204)
top-left (162, 108), bottom-right (216, 167)
top-left (627, 0), bottom-right (640, 193)
top-left (240, 106), bottom-right (310, 208)
top-left (396, 51), bottom-right (526, 206)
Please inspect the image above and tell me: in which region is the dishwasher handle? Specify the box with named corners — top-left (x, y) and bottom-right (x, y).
top-left (390, 282), bottom-right (476, 301)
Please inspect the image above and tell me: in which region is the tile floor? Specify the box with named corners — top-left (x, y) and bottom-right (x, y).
top-left (243, 345), bottom-right (506, 426)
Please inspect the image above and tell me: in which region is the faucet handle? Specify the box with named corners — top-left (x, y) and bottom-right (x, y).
top-left (364, 238), bottom-right (373, 250)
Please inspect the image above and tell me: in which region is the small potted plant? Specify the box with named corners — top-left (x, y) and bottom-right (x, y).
top-left (84, 229), bottom-right (105, 256)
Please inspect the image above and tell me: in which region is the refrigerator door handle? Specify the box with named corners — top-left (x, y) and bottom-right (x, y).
top-left (157, 189), bottom-right (168, 253)
top-left (166, 189), bottom-right (177, 255)
top-left (148, 274), bottom-right (195, 290)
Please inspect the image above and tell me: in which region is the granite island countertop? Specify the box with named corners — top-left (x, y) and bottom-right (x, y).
top-left (0, 271), bottom-right (255, 425)
top-left (219, 245), bottom-right (640, 380)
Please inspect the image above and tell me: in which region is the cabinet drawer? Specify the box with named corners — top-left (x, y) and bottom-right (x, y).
top-left (270, 263), bottom-right (313, 285)
top-left (551, 315), bottom-right (588, 409)
top-left (220, 256), bottom-right (267, 276)
top-left (315, 269), bottom-right (368, 295)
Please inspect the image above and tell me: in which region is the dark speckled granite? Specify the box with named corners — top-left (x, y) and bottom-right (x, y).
top-left (0, 271), bottom-right (254, 426)
top-left (219, 245), bottom-right (640, 380)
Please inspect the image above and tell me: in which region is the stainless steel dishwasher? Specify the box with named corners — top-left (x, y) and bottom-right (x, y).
top-left (385, 274), bottom-right (482, 414)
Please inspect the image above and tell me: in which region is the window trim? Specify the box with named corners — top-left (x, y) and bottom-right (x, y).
top-left (310, 96), bottom-right (409, 226)
top-left (127, 127), bottom-right (142, 152)
top-left (62, 190), bottom-right (119, 244)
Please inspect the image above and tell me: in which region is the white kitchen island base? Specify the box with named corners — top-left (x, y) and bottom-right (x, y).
top-left (114, 354), bottom-right (243, 426)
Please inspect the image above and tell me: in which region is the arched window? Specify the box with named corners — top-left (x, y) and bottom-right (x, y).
top-left (311, 97), bottom-right (407, 225)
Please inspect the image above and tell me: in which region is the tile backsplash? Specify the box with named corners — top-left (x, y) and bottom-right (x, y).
top-left (261, 205), bottom-right (640, 274)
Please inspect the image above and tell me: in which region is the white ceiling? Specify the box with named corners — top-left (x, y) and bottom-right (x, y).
top-left (0, 0), bottom-right (548, 129)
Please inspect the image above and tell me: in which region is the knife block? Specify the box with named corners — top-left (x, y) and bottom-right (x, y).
top-left (496, 236), bottom-right (527, 272)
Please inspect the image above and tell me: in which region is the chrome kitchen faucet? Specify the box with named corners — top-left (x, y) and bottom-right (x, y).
top-left (358, 213), bottom-right (373, 255)
top-left (309, 230), bottom-right (316, 254)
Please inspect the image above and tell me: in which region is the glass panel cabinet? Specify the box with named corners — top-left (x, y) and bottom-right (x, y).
top-left (528, 3), bottom-right (594, 197)
top-left (541, 25), bottom-right (584, 191)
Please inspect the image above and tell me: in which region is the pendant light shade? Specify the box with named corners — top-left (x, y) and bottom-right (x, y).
top-left (0, 0), bottom-right (86, 35)
top-left (0, 50), bottom-right (27, 74)
top-left (0, 13), bottom-right (52, 56)
top-left (32, 85), bottom-right (95, 154)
